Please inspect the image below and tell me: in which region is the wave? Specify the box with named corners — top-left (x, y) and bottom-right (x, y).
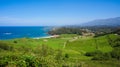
top-left (4, 33), bottom-right (12, 35)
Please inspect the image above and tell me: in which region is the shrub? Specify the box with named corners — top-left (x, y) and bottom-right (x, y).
top-left (65, 53), bottom-right (69, 59)
top-left (85, 50), bottom-right (112, 60)
top-left (85, 50), bottom-right (103, 56)
top-left (0, 60), bottom-right (8, 67)
top-left (38, 44), bottom-right (55, 57)
top-left (92, 53), bottom-right (111, 60)
top-left (112, 40), bottom-right (120, 47)
top-left (107, 36), bottom-right (120, 47)
top-left (48, 27), bottom-right (82, 35)
top-left (111, 47), bottom-right (120, 60)
top-left (13, 40), bottom-right (17, 43)
top-left (0, 41), bottom-right (13, 50)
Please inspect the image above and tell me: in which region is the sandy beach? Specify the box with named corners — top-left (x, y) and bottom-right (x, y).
top-left (33, 35), bottom-right (54, 39)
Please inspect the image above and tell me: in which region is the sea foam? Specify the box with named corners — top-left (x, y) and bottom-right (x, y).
top-left (4, 33), bottom-right (12, 35)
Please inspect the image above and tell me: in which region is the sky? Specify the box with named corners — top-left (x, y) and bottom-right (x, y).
top-left (0, 0), bottom-right (120, 26)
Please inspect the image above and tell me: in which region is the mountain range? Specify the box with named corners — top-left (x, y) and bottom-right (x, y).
top-left (81, 17), bottom-right (120, 26)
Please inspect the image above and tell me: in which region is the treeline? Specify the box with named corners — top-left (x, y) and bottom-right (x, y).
top-left (48, 27), bottom-right (83, 35)
top-left (85, 35), bottom-right (120, 61)
top-left (67, 25), bottom-right (116, 34)
top-left (48, 26), bottom-right (120, 37)
top-left (94, 27), bottom-right (120, 37)
top-left (112, 28), bottom-right (120, 35)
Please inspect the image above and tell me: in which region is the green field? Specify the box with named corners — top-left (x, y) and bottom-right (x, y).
top-left (0, 34), bottom-right (120, 67)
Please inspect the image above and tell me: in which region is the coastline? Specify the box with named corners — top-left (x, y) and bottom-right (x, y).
top-left (0, 26), bottom-right (51, 40)
top-left (33, 34), bottom-right (60, 39)
top-left (33, 35), bottom-right (54, 39)
top-left (0, 36), bottom-right (53, 40)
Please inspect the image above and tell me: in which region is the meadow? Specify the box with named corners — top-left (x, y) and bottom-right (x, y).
top-left (0, 34), bottom-right (120, 67)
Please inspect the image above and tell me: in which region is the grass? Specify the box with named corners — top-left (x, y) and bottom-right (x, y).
top-left (0, 34), bottom-right (119, 67)
top-left (1, 34), bottom-right (116, 56)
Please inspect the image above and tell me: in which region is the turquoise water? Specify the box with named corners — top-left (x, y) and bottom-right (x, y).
top-left (0, 26), bottom-right (51, 40)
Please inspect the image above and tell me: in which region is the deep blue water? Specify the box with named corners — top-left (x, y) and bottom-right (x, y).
top-left (0, 26), bottom-right (51, 40)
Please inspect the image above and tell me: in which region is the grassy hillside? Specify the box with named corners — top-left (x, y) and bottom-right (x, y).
top-left (0, 34), bottom-right (120, 67)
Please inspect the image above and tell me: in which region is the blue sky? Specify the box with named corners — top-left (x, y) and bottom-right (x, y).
top-left (0, 0), bottom-right (120, 26)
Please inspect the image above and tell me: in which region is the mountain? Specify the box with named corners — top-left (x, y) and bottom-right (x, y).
top-left (81, 17), bottom-right (120, 26)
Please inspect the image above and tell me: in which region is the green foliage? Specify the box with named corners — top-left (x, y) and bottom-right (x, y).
top-left (48, 27), bottom-right (82, 35)
top-left (40, 44), bottom-right (49, 57)
top-left (85, 50), bottom-right (111, 60)
top-left (13, 40), bottom-right (17, 43)
top-left (34, 44), bottom-right (55, 57)
top-left (64, 53), bottom-right (69, 59)
top-left (106, 35), bottom-right (120, 47)
top-left (88, 35), bottom-right (120, 61)
top-left (0, 34), bottom-right (119, 67)
top-left (0, 50), bottom-right (61, 67)
top-left (111, 47), bottom-right (120, 60)
top-left (113, 28), bottom-right (120, 35)
top-left (85, 50), bottom-right (103, 57)
top-left (111, 37), bottom-right (120, 47)
top-left (94, 33), bottom-right (109, 37)
top-left (0, 41), bottom-right (13, 50)
top-left (92, 53), bottom-right (111, 60)
top-left (55, 49), bottom-right (63, 63)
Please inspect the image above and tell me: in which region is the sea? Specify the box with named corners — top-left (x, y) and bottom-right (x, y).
top-left (0, 26), bottom-right (52, 40)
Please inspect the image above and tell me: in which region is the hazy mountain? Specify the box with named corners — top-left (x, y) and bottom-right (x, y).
top-left (81, 17), bottom-right (120, 26)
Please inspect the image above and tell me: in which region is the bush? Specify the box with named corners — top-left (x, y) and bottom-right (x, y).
top-left (65, 53), bottom-right (69, 59)
top-left (55, 49), bottom-right (63, 61)
top-left (107, 36), bottom-right (120, 47)
top-left (0, 53), bottom-right (20, 67)
top-left (85, 50), bottom-right (103, 56)
top-left (48, 27), bottom-right (82, 35)
top-left (111, 47), bottom-right (120, 60)
top-left (37, 44), bottom-right (55, 57)
top-left (92, 53), bottom-right (111, 60)
top-left (13, 40), bottom-right (17, 43)
top-left (112, 39), bottom-right (120, 47)
top-left (85, 50), bottom-right (112, 60)
top-left (0, 60), bottom-right (8, 67)
top-left (0, 41), bottom-right (13, 50)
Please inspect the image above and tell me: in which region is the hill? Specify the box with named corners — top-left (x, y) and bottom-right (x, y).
top-left (0, 34), bottom-right (120, 67)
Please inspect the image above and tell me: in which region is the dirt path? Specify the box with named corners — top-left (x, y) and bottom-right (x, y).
top-left (63, 36), bottom-right (80, 48)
